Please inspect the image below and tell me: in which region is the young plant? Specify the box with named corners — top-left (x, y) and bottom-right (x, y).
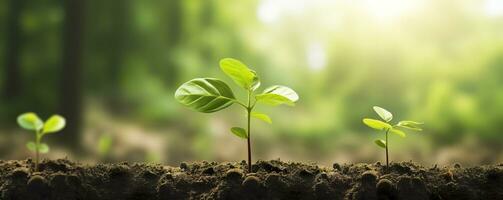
top-left (175, 58), bottom-right (299, 172)
top-left (17, 112), bottom-right (66, 171)
top-left (362, 106), bottom-right (423, 168)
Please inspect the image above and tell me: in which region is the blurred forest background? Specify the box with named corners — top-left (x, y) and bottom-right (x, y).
top-left (0, 0), bottom-right (502, 166)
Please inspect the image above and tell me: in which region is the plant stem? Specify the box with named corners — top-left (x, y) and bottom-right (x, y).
top-left (246, 90), bottom-right (252, 173)
top-left (385, 128), bottom-right (389, 169)
top-left (35, 131), bottom-right (41, 172)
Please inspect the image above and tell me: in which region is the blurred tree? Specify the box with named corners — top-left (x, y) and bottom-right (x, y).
top-left (58, 0), bottom-right (85, 152)
top-left (3, 0), bottom-right (23, 100)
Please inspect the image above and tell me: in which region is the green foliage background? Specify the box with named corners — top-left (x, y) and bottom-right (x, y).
top-left (0, 0), bottom-right (502, 165)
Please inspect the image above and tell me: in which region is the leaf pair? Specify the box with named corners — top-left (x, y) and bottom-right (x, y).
top-left (18, 112), bottom-right (66, 153)
top-left (18, 112), bottom-right (66, 134)
top-left (175, 58), bottom-right (298, 114)
top-left (175, 58), bottom-right (299, 142)
top-left (362, 106), bottom-right (423, 149)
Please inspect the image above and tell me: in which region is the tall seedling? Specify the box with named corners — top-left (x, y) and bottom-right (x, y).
top-left (175, 58), bottom-right (299, 172)
top-left (362, 106), bottom-right (423, 168)
top-left (17, 112), bottom-right (66, 171)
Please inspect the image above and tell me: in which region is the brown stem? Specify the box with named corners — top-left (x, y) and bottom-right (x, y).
top-left (385, 129), bottom-right (389, 169)
top-left (247, 109), bottom-right (251, 172)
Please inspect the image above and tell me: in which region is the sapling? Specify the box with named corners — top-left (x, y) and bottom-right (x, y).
top-left (362, 106), bottom-right (423, 168)
top-left (17, 112), bottom-right (66, 171)
top-left (175, 58), bottom-right (299, 172)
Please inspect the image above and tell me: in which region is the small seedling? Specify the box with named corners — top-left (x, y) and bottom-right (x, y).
top-left (17, 112), bottom-right (66, 171)
top-left (175, 58), bottom-right (299, 172)
top-left (362, 106), bottom-right (423, 168)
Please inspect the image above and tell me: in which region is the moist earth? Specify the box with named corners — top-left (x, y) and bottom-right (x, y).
top-left (0, 159), bottom-right (501, 200)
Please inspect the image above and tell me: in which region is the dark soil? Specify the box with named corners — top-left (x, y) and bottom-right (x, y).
top-left (0, 159), bottom-right (501, 200)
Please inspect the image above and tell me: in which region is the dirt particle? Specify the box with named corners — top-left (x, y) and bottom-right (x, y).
top-left (313, 181), bottom-right (332, 199)
top-left (180, 162), bottom-right (189, 171)
top-left (454, 163), bottom-right (461, 169)
top-left (397, 176), bottom-right (428, 200)
top-left (27, 175), bottom-right (50, 197)
top-left (442, 170), bottom-right (454, 182)
top-left (66, 174), bottom-right (81, 187)
top-left (333, 163), bottom-right (341, 171)
top-left (242, 176), bottom-right (261, 190)
top-left (298, 169), bottom-right (315, 178)
top-left (142, 170), bottom-right (158, 181)
top-left (10, 168), bottom-right (29, 180)
top-left (50, 173), bottom-right (67, 187)
top-left (202, 167), bottom-right (215, 175)
top-left (361, 171), bottom-right (378, 185)
top-left (109, 164), bottom-right (130, 179)
top-left (376, 179), bottom-right (395, 199)
top-left (225, 169), bottom-right (243, 183)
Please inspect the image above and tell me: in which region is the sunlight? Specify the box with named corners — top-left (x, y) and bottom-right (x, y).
top-left (306, 42), bottom-right (327, 71)
top-left (484, 0), bottom-right (503, 17)
top-left (360, 0), bottom-right (419, 24)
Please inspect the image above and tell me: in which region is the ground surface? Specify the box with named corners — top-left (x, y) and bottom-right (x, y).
top-left (0, 159), bottom-right (501, 200)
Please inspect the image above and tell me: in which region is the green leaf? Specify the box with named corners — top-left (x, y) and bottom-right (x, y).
top-left (26, 142), bottom-right (37, 152)
top-left (262, 85), bottom-right (299, 102)
top-left (397, 120), bottom-right (423, 131)
top-left (26, 142), bottom-right (50, 153)
top-left (255, 93), bottom-right (295, 106)
top-left (375, 139), bottom-right (386, 148)
top-left (175, 78), bottom-right (236, 113)
top-left (38, 143), bottom-right (50, 153)
top-left (219, 58), bottom-right (258, 90)
top-left (230, 127), bottom-right (248, 139)
top-left (250, 70), bottom-right (261, 91)
top-left (98, 134), bottom-right (113, 155)
top-left (362, 118), bottom-right (392, 131)
top-left (42, 115), bottom-right (66, 134)
top-left (373, 106), bottom-right (393, 122)
top-left (251, 111), bottom-right (272, 124)
top-left (17, 112), bottom-right (43, 131)
top-left (390, 128), bottom-right (406, 137)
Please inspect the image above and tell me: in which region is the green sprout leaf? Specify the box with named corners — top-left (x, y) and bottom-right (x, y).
top-left (42, 115), bottom-right (66, 134)
top-left (262, 85), bottom-right (299, 102)
top-left (251, 111), bottom-right (272, 124)
top-left (230, 127), bottom-right (248, 139)
top-left (26, 142), bottom-right (50, 153)
top-left (38, 143), bottom-right (50, 153)
top-left (375, 139), bottom-right (386, 148)
top-left (175, 78), bottom-right (237, 113)
top-left (219, 58), bottom-right (259, 90)
top-left (255, 93), bottom-right (295, 106)
top-left (390, 128), bottom-right (406, 137)
top-left (362, 118), bottom-right (392, 131)
top-left (26, 142), bottom-right (37, 152)
top-left (397, 120), bottom-right (423, 131)
top-left (17, 112), bottom-right (44, 131)
top-left (373, 106), bottom-right (393, 122)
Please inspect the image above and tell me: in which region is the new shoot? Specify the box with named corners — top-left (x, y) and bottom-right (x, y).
top-left (362, 106), bottom-right (423, 168)
top-left (17, 112), bottom-right (66, 171)
top-left (175, 58), bottom-right (299, 172)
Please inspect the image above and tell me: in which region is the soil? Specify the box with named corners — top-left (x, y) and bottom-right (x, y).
top-left (0, 159), bottom-right (501, 200)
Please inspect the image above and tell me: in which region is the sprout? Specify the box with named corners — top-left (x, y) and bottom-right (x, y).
top-left (17, 112), bottom-right (66, 171)
top-left (175, 58), bottom-right (299, 172)
top-left (362, 106), bottom-right (423, 168)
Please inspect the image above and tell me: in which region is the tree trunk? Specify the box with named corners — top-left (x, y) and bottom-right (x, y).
top-left (59, 0), bottom-right (85, 152)
top-left (3, 0), bottom-right (23, 100)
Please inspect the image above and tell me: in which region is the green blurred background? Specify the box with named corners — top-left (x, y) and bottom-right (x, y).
top-left (0, 0), bottom-right (502, 166)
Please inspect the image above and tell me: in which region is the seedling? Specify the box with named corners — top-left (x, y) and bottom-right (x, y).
top-left (362, 106), bottom-right (423, 168)
top-left (17, 112), bottom-right (66, 171)
top-left (175, 58), bottom-right (299, 172)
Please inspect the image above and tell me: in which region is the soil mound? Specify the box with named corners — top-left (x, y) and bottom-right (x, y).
top-left (0, 159), bottom-right (501, 200)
